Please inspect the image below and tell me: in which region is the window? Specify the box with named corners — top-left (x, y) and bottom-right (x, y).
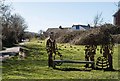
top-left (76, 25), bottom-right (79, 29)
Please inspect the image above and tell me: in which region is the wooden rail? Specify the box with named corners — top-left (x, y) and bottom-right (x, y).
top-left (53, 60), bottom-right (95, 69)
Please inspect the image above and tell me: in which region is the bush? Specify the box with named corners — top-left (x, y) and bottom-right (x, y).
top-left (47, 24), bottom-right (120, 45)
top-left (112, 34), bottom-right (120, 44)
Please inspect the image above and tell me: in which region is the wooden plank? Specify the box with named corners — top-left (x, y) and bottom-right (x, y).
top-left (0, 47), bottom-right (20, 53)
top-left (52, 60), bottom-right (95, 69)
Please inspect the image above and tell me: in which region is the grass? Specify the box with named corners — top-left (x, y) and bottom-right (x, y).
top-left (1, 39), bottom-right (120, 80)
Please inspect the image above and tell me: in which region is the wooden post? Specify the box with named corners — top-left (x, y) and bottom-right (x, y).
top-left (52, 61), bottom-right (56, 69)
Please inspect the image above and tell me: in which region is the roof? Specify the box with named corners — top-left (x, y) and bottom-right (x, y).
top-left (113, 9), bottom-right (120, 17)
top-left (46, 28), bottom-right (60, 33)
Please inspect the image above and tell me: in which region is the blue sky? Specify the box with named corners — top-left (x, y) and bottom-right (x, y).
top-left (11, 2), bottom-right (118, 33)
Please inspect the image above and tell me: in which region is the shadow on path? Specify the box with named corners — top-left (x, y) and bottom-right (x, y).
top-left (103, 69), bottom-right (120, 72)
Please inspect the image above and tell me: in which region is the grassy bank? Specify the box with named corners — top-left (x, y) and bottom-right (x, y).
top-left (2, 39), bottom-right (120, 80)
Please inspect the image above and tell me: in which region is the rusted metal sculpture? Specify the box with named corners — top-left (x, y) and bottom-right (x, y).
top-left (46, 32), bottom-right (63, 67)
top-left (84, 34), bottom-right (97, 69)
top-left (96, 29), bottom-right (114, 70)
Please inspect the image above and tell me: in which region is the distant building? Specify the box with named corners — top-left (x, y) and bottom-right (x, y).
top-left (46, 27), bottom-right (71, 38)
top-left (118, 1), bottom-right (120, 9)
top-left (46, 27), bottom-right (71, 34)
top-left (72, 24), bottom-right (91, 30)
top-left (46, 24), bottom-right (91, 34)
top-left (46, 24), bottom-right (91, 36)
top-left (113, 1), bottom-right (120, 26)
top-left (46, 28), bottom-right (61, 34)
top-left (113, 9), bottom-right (120, 26)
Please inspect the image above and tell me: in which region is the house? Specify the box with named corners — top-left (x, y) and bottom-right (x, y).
top-left (46, 24), bottom-right (91, 36)
top-left (46, 24), bottom-right (91, 34)
top-left (113, 1), bottom-right (120, 26)
top-left (46, 28), bottom-right (64, 37)
top-left (72, 24), bottom-right (91, 30)
top-left (46, 28), bottom-right (61, 34)
top-left (46, 26), bottom-right (72, 34)
top-left (113, 9), bottom-right (120, 26)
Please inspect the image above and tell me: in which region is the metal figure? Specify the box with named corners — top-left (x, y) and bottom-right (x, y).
top-left (100, 44), bottom-right (114, 70)
top-left (46, 32), bottom-right (62, 67)
top-left (100, 29), bottom-right (114, 70)
top-left (84, 34), bottom-right (97, 68)
top-left (46, 32), bottom-right (57, 67)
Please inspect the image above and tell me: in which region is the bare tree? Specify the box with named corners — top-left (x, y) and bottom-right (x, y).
top-left (39, 30), bottom-right (44, 35)
top-left (0, 0), bottom-right (12, 47)
top-left (0, 0), bottom-right (28, 47)
top-left (93, 12), bottom-right (103, 27)
top-left (38, 30), bottom-right (45, 40)
top-left (10, 14), bottom-right (28, 42)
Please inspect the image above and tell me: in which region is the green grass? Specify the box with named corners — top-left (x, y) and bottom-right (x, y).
top-left (2, 39), bottom-right (120, 80)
